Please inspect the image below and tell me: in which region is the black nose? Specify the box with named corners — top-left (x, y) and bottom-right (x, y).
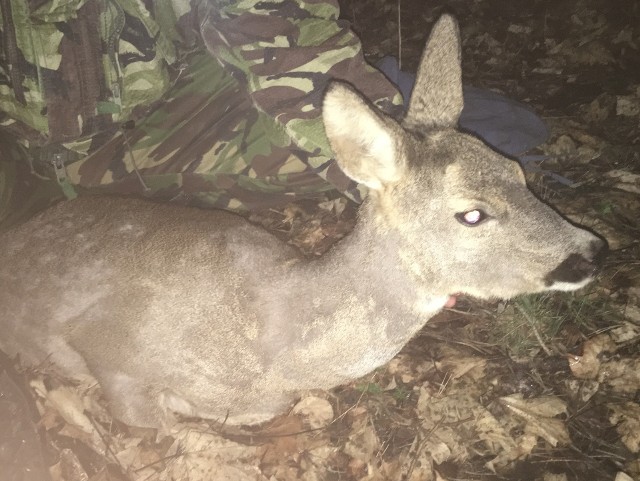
top-left (544, 239), bottom-right (608, 286)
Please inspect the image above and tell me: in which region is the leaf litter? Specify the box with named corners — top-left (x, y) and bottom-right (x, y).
top-left (2, 0), bottom-right (640, 479)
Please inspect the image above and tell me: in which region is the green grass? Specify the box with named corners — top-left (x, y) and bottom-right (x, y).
top-left (488, 290), bottom-right (620, 357)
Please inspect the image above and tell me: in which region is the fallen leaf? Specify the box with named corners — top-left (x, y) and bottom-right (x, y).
top-left (507, 24), bottom-right (532, 34)
top-left (568, 334), bottom-right (616, 379)
top-left (416, 378), bottom-right (492, 465)
top-left (59, 449), bottom-right (88, 481)
top-left (387, 354), bottom-right (434, 383)
top-left (164, 424), bottom-right (265, 481)
top-left (318, 198), bottom-right (347, 217)
top-left (344, 411), bottom-right (379, 464)
top-left (402, 436), bottom-right (436, 481)
top-left (435, 347), bottom-right (487, 380)
top-left (475, 409), bottom-right (518, 455)
top-left (42, 387), bottom-right (94, 434)
top-left (292, 395), bottom-right (334, 429)
top-left (609, 403), bottom-right (640, 453)
top-left (616, 95), bottom-right (640, 117)
top-left (546, 134), bottom-right (577, 157)
top-left (500, 394), bottom-right (567, 418)
top-left (615, 472), bottom-right (635, 481)
top-left (623, 304), bottom-right (640, 323)
top-left (605, 170), bottom-right (640, 195)
top-left (485, 434), bottom-right (537, 473)
top-left (500, 394), bottom-right (570, 447)
top-left (601, 358), bottom-right (640, 393)
top-left (610, 322), bottom-right (640, 344)
top-left (565, 379), bottom-right (600, 403)
top-left (434, 469), bottom-right (451, 481)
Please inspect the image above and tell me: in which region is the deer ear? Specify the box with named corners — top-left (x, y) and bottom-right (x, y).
top-left (322, 82), bottom-right (405, 191)
top-left (404, 15), bottom-right (463, 129)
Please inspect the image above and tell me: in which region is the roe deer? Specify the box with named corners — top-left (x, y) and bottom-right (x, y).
top-left (0, 16), bottom-right (605, 430)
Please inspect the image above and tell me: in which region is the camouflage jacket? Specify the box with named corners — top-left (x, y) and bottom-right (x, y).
top-left (0, 0), bottom-right (202, 147)
top-left (0, 0), bottom-right (401, 224)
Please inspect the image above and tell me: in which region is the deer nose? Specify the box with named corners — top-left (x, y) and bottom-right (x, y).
top-left (544, 239), bottom-right (608, 286)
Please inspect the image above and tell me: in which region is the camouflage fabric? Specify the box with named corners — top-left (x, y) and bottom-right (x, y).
top-left (199, 0), bottom-right (404, 201)
top-left (0, 132), bottom-right (65, 230)
top-left (62, 50), bottom-right (339, 211)
top-left (0, 0), bottom-right (402, 229)
top-left (0, 0), bottom-right (197, 147)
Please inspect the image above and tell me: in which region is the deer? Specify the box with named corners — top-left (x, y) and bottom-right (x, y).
top-left (0, 15), bottom-right (605, 431)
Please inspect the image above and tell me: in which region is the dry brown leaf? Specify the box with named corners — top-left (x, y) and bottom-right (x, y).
top-left (39, 403), bottom-right (61, 430)
top-left (500, 394), bottom-right (568, 418)
top-left (255, 415), bottom-right (323, 481)
top-left (135, 444), bottom-right (164, 472)
top-left (475, 406), bottom-right (541, 471)
top-left (114, 443), bottom-right (145, 471)
top-left (57, 423), bottom-right (108, 457)
top-left (601, 358), bottom-right (640, 393)
top-left (545, 134), bottom-right (577, 157)
top-left (429, 442), bottom-right (452, 465)
top-left (609, 403), bottom-right (640, 453)
top-left (525, 416), bottom-right (570, 447)
top-left (615, 472), bottom-right (635, 481)
top-left (508, 24), bottom-right (532, 34)
top-left (299, 445), bottom-right (337, 481)
top-left (347, 457), bottom-right (368, 479)
top-left (568, 334), bottom-right (616, 379)
top-left (37, 385), bottom-right (94, 434)
top-left (434, 469), bottom-right (452, 481)
top-left (318, 198), bottom-right (347, 217)
top-left (583, 94), bottom-right (615, 122)
top-left (280, 204), bottom-right (306, 226)
top-left (500, 394), bottom-right (570, 447)
top-left (378, 460), bottom-right (404, 481)
top-left (163, 424), bottom-right (265, 481)
top-left (402, 436), bottom-right (436, 481)
top-left (387, 354), bottom-right (434, 383)
top-left (623, 305), bottom-right (640, 324)
top-left (416, 380), bottom-right (480, 462)
top-left (616, 93), bottom-right (640, 117)
top-left (59, 448), bottom-right (88, 481)
top-left (605, 170), bottom-right (640, 195)
top-left (292, 395), bottom-right (334, 429)
top-left (565, 379), bottom-right (600, 403)
top-left (485, 434), bottom-right (537, 473)
top-left (550, 38), bottom-right (614, 65)
top-left (610, 321), bottom-right (640, 344)
top-left (475, 409), bottom-right (518, 455)
top-left (344, 412), bottom-right (380, 464)
top-left (435, 346), bottom-right (487, 381)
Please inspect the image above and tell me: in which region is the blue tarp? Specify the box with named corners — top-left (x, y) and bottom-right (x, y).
top-left (377, 56), bottom-right (573, 185)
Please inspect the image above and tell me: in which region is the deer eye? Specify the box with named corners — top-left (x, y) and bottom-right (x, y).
top-left (455, 209), bottom-right (488, 226)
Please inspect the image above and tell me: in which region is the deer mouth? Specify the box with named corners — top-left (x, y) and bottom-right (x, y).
top-left (445, 295), bottom-right (457, 308)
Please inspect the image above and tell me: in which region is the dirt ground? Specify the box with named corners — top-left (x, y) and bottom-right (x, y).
top-left (1, 0), bottom-right (639, 480)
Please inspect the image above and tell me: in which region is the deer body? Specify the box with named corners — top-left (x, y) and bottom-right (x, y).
top-left (0, 16), bottom-right (605, 429)
top-left (1, 196), bottom-right (445, 427)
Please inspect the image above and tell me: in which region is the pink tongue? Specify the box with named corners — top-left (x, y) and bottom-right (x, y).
top-left (445, 296), bottom-right (457, 308)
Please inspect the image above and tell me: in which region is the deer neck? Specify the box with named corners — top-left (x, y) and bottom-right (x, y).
top-left (287, 203), bottom-right (448, 321)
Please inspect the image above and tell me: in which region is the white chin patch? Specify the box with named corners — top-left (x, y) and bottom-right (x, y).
top-left (414, 295), bottom-right (451, 314)
top-left (548, 277), bottom-right (593, 292)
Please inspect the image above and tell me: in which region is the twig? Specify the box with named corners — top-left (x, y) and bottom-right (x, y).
top-left (515, 303), bottom-right (553, 356)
